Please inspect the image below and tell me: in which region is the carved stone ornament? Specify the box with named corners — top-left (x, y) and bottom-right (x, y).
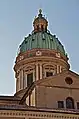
top-left (36, 51), bottom-right (42, 56)
top-left (56, 53), bottom-right (60, 58)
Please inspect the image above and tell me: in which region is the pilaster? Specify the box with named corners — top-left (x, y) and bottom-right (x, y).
top-left (20, 70), bottom-right (23, 90)
top-left (36, 63), bottom-right (39, 80)
top-left (40, 63), bottom-right (42, 79)
top-left (57, 65), bottom-right (59, 74)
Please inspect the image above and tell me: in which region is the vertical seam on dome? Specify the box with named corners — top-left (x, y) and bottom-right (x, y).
top-left (44, 32), bottom-right (46, 49)
top-left (31, 35), bottom-right (32, 49)
top-left (42, 32), bottom-right (45, 48)
top-left (47, 33), bottom-right (49, 49)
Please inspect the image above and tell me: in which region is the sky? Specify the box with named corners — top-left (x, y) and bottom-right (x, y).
top-left (0, 0), bottom-right (79, 95)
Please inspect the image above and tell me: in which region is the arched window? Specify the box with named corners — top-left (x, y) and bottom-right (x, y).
top-left (41, 25), bottom-right (44, 31)
top-left (46, 72), bottom-right (53, 77)
top-left (27, 73), bottom-right (33, 87)
top-left (37, 25), bottom-right (39, 31)
top-left (66, 97), bottom-right (74, 109)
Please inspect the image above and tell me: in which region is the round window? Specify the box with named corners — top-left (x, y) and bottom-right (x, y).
top-left (65, 77), bottom-right (73, 85)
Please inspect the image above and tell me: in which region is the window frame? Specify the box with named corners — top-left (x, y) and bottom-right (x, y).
top-left (77, 102), bottom-right (79, 109)
top-left (66, 97), bottom-right (74, 109)
top-left (27, 73), bottom-right (33, 87)
top-left (46, 72), bottom-right (53, 77)
top-left (58, 101), bottom-right (64, 108)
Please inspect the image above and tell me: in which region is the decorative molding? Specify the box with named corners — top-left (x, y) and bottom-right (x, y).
top-left (0, 110), bottom-right (79, 119)
top-left (36, 51), bottom-right (42, 56)
top-left (16, 49), bottom-right (68, 64)
top-left (56, 53), bottom-right (61, 58)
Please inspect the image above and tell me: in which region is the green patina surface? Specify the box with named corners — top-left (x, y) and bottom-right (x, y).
top-left (19, 31), bottom-right (66, 55)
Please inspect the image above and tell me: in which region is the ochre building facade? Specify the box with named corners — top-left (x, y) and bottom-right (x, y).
top-left (0, 9), bottom-right (79, 119)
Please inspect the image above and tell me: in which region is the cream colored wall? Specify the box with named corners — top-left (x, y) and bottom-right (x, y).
top-left (36, 85), bottom-right (79, 108)
top-left (36, 86), bottom-right (46, 107)
top-left (30, 88), bottom-right (35, 106)
top-left (36, 72), bottom-right (79, 109)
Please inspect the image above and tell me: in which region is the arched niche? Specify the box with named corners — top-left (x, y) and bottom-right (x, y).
top-left (66, 97), bottom-right (74, 109)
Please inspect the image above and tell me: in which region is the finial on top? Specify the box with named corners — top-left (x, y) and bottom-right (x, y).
top-left (39, 9), bottom-right (42, 14)
top-left (33, 9), bottom-right (48, 33)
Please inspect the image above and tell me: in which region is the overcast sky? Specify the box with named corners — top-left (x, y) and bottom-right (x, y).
top-left (0, 0), bottom-right (79, 95)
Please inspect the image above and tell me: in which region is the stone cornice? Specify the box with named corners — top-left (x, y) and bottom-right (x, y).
top-left (0, 108), bottom-right (79, 118)
top-left (14, 49), bottom-right (69, 71)
top-left (14, 56), bottom-right (69, 71)
top-left (0, 96), bottom-right (20, 101)
top-left (16, 48), bottom-right (68, 62)
top-left (17, 48), bottom-right (68, 60)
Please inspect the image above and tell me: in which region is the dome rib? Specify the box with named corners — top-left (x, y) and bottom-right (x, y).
top-left (19, 31), bottom-right (66, 56)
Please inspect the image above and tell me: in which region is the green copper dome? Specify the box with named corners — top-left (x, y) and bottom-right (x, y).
top-left (19, 10), bottom-right (66, 56)
top-left (19, 31), bottom-right (65, 55)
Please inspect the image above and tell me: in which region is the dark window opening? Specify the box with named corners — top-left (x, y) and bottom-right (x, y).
top-left (27, 73), bottom-right (33, 87)
top-left (77, 102), bottom-right (79, 109)
top-left (37, 25), bottom-right (39, 31)
top-left (42, 38), bottom-right (45, 40)
top-left (66, 97), bottom-right (74, 109)
top-left (32, 38), bottom-right (34, 41)
top-left (25, 40), bottom-right (27, 44)
top-left (45, 26), bottom-right (47, 32)
top-left (41, 25), bottom-right (44, 31)
top-left (58, 101), bottom-right (64, 108)
top-left (51, 38), bottom-right (53, 41)
top-left (46, 72), bottom-right (53, 77)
